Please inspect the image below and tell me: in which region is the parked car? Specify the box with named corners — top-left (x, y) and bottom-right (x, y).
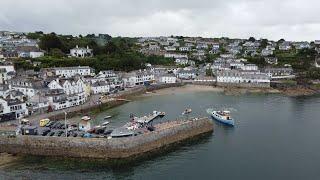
top-left (48, 131), bottom-right (55, 136)
top-left (52, 122), bottom-right (61, 129)
top-left (46, 121), bottom-right (55, 128)
top-left (41, 129), bottom-right (51, 136)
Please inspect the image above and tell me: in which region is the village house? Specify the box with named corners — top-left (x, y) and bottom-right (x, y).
top-left (0, 84), bottom-right (10, 97)
top-left (0, 68), bottom-right (7, 84)
top-left (193, 50), bottom-right (206, 57)
top-left (196, 43), bottom-right (209, 49)
top-left (164, 46), bottom-right (176, 51)
top-left (177, 69), bottom-right (197, 80)
top-left (185, 43), bottom-right (195, 48)
top-left (216, 70), bottom-right (270, 87)
top-left (122, 70), bottom-right (155, 87)
top-left (179, 47), bottom-right (191, 52)
top-left (167, 37), bottom-right (178, 44)
top-left (0, 98), bottom-right (28, 121)
top-left (159, 74), bottom-right (177, 84)
top-left (47, 77), bottom-right (87, 96)
top-left (279, 42), bottom-right (292, 51)
top-left (164, 53), bottom-right (188, 59)
top-left (0, 65), bottom-right (15, 73)
top-left (212, 43), bottom-right (220, 50)
top-left (263, 68), bottom-right (295, 80)
top-left (175, 58), bottom-right (189, 66)
top-left (10, 77), bottom-right (45, 98)
top-left (261, 48), bottom-right (274, 56)
top-left (91, 81), bottom-right (110, 95)
top-left (265, 57), bottom-right (278, 65)
top-left (172, 42), bottom-right (180, 47)
top-left (44, 66), bottom-right (94, 78)
top-left (27, 94), bottom-right (49, 114)
top-left (314, 40), bottom-right (320, 46)
top-left (293, 42), bottom-right (311, 50)
top-left (45, 88), bottom-right (86, 111)
top-left (70, 45), bottom-right (93, 57)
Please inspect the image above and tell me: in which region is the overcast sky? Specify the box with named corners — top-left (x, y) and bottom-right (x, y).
top-left (0, 0), bottom-right (319, 41)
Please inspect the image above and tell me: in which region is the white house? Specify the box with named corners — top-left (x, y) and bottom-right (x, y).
top-left (279, 42), bottom-right (292, 51)
top-left (175, 58), bottom-right (189, 66)
top-left (263, 68), bottom-right (295, 79)
top-left (0, 98), bottom-right (28, 120)
top-left (242, 64), bottom-right (258, 71)
top-left (91, 81), bottom-right (110, 94)
top-left (47, 66), bottom-right (94, 77)
top-left (29, 51), bottom-right (44, 58)
top-left (164, 46), bottom-right (176, 51)
top-left (10, 77), bottom-right (44, 98)
top-left (0, 65), bottom-right (15, 73)
top-left (177, 69), bottom-right (197, 80)
top-left (217, 70), bottom-right (270, 86)
top-left (261, 49), bottom-right (274, 56)
top-left (122, 70), bottom-right (155, 87)
top-left (265, 57), bottom-right (278, 65)
top-left (159, 74), bottom-right (177, 84)
top-left (70, 45), bottom-right (93, 57)
top-left (47, 78), bottom-right (86, 96)
top-left (179, 47), bottom-right (191, 52)
top-left (164, 53), bottom-right (188, 59)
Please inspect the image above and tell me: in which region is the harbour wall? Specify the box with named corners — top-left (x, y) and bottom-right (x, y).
top-left (0, 117), bottom-right (213, 159)
top-left (146, 83), bottom-right (184, 91)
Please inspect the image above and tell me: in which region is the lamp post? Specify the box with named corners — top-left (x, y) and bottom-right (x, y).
top-left (64, 111), bottom-right (67, 137)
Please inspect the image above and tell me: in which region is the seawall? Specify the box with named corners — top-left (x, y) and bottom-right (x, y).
top-left (0, 117), bottom-right (213, 159)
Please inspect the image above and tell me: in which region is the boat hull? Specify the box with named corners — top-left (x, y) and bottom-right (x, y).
top-left (211, 112), bottom-right (235, 126)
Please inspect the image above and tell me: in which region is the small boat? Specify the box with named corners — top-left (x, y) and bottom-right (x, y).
top-left (182, 108), bottom-right (192, 115)
top-left (104, 115), bottom-right (112, 120)
top-left (159, 112), bottom-right (166, 118)
top-left (211, 111), bottom-right (235, 126)
top-left (101, 121), bottom-right (110, 127)
top-left (81, 116), bottom-right (91, 121)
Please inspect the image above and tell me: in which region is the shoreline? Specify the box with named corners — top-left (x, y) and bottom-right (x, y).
top-left (142, 84), bottom-right (319, 97)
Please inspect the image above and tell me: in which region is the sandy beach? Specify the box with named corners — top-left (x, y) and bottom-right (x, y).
top-left (142, 84), bottom-right (281, 97)
top-left (149, 85), bottom-right (225, 96)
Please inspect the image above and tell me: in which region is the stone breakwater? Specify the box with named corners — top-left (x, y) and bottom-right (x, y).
top-left (0, 117), bottom-right (213, 159)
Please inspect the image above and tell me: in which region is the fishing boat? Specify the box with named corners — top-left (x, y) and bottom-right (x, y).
top-left (211, 111), bottom-right (235, 126)
top-left (104, 115), bottom-right (112, 120)
top-left (182, 108), bottom-right (192, 115)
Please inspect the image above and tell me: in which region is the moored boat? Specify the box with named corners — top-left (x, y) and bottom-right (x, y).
top-left (159, 112), bottom-right (166, 118)
top-left (104, 115), bottom-right (112, 120)
top-left (101, 121), bottom-right (110, 127)
top-left (182, 108), bottom-right (192, 115)
top-left (211, 111), bottom-right (235, 126)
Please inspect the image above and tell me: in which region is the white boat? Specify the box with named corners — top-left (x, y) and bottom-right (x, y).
top-left (104, 115), bottom-right (112, 120)
top-left (182, 108), bottom-right (192, 115)
top-left (211, 111), bottom-right (235, 126)
top-left (101, 121), bottom-right (110, 127)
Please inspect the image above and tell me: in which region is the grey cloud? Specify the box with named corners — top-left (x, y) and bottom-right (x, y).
top-left (0, 0), bottom-right (319, 41)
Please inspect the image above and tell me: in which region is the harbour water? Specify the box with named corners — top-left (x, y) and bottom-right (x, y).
top-left (1, 92), bottom-right (320, 179)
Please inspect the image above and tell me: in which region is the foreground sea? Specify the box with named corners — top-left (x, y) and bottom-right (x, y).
top-left (1, 91), bottom-right (320, 180)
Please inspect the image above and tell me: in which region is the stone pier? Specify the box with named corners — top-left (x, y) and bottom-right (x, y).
top-left (0, 117), bottom-right (213, 159)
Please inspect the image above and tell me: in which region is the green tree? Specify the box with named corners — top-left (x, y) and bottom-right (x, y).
top-left (50, 48), bottom-right (65, 58)
top-left (260, 39), bottom-right (268, 48)
top-left (39, 33), bottom-right (63, 52)
top-left (248, 37), bottom-right (256, 42)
